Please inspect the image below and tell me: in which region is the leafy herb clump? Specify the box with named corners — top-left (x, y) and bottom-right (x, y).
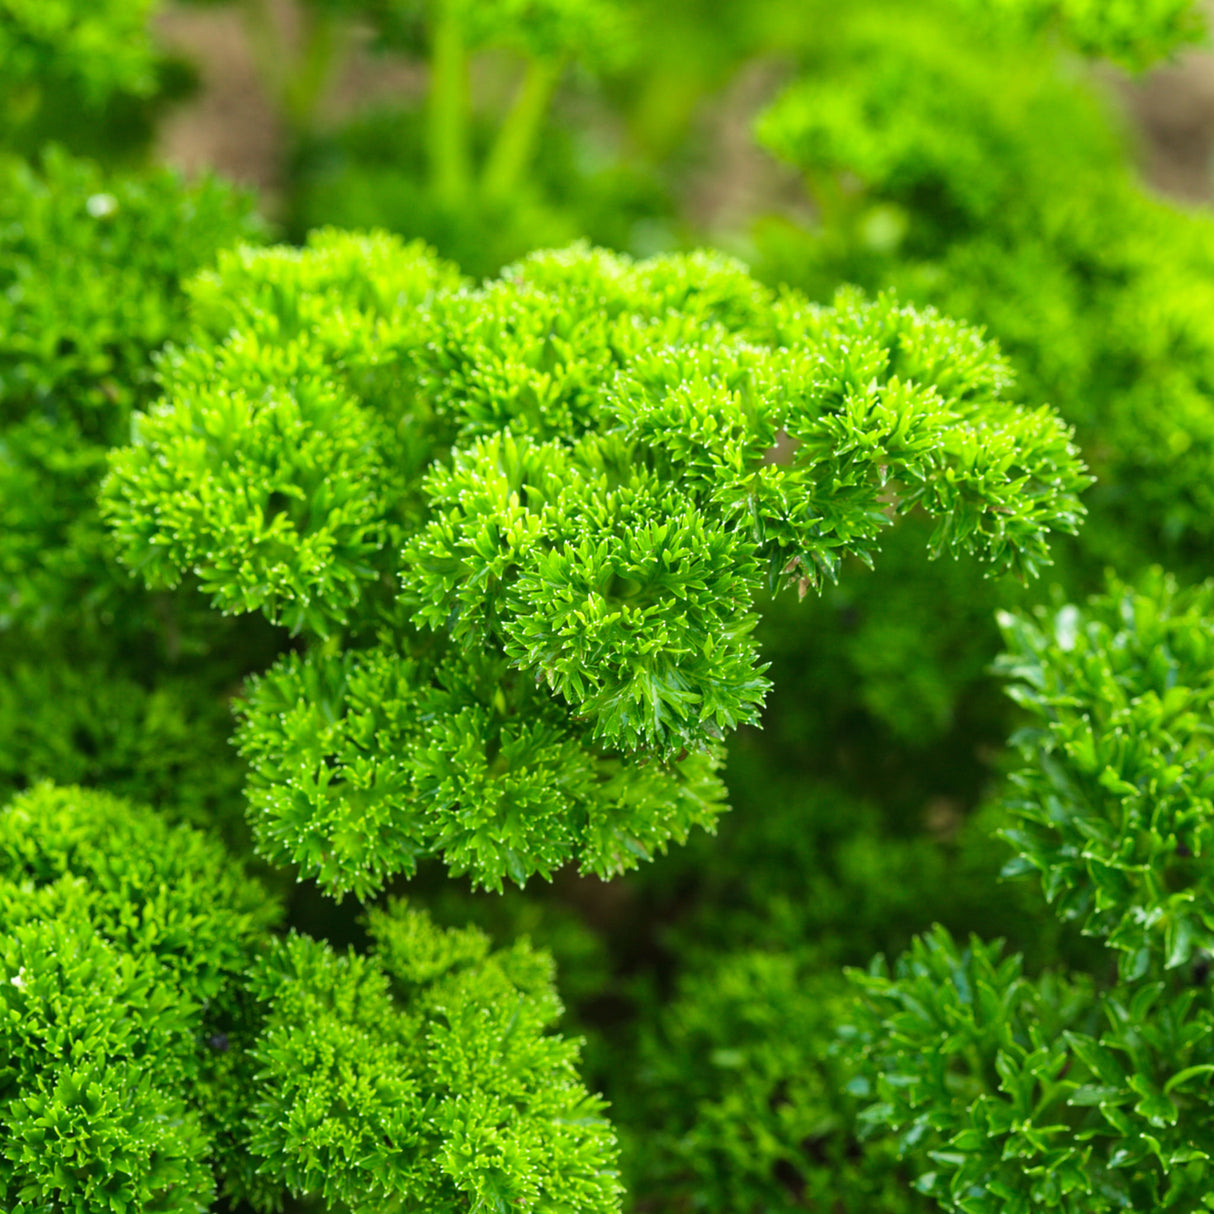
top-left (847, 573), bottom-right (1214, 1213)
top-left (0, 783), bottom-right (620, 1213)
top-left (0, 150), bottom-right (266, 831)
top-left (102, 233), bottom-right (1089, 896)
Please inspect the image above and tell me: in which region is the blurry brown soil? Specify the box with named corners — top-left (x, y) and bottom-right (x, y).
top-left (1120, 37), bottom-right (1214, 203)
top-left (155, 5), bottom-right (282, 200)
top-left (683, 59), bottom-right (812, 248)
top-left (1111, 0), bottom-right (1214, 204)
top-left (154, 0), bottom-right (424, 218)
top-left (156, 0), bottom-right (1214, 230)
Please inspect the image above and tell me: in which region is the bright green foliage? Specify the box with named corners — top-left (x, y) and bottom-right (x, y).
top-left (948, 0), bottom-right (1207, 68)
top-left (4, 907), bottom-right (216, 1214)
top-left (0, 151), bottom-right (267, 832)
top-left (5, 6), bottom-right (1213, 1213)
top-left (849, 926), bottom-right (1214, 1214)
top-left (846, 575), bottom-right (1214, 1213)
top-left (239, 905), bottom-right (621, 1213)
top-left (601, 13), bottom-right (1214, 1206)
top-left (104, 228), bottom-right (458, 637)
top-left (184, 223), bottom-right (463, 339)
top-left (0, 0), bottom-right (158, 112)
top-left (103, 236), bottom-right (1087, 894)
top-left (236, 645), bottom-right (727, 895)
top-left (758, 4), bottom-right (1214, 576)
top-left (0, 783), bottom-right (275, 1214)
top-left (995, 572), bottom-right (1214, 977)
top-left (0, 784), bottom-right (620, 1214)
top-left (629, 948), bottom-right (928, 1213)
top-left (850, 932), bottom-right (1099, 1213)
top-left (0, 148), bottom-right (259, 627)
top-left (599, 697), bottom-right (1093, 1213)
top-left (737, 0), bottom-right (1214, 780)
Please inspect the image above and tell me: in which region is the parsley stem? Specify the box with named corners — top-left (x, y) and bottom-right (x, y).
top-left (481, 56), bottom-right (563, 205)
top-left (429, 0), bottom-right (471, 206)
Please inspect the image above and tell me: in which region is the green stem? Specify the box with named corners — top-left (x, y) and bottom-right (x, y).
top-left (281, 9), bottom-right (341, 141)
top-left (240, 0), bottom-right (287, 115)
top-left (429, 1), bottom-right (471, 206)
top-left (241, 0), bottom-right (341, 146)
top-left (480, 56), bottom-right (562, 205)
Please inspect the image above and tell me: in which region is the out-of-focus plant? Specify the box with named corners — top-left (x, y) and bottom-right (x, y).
top-left (0, 0), bottom-right (159, 119)
top-left (0, 0), bottom-right (203, 163)
top-left (627, 949), bottom-right (930, 1213)
top-left (955, 0), bottom-right (1207, 68)
top-left (202, 0), bottom-right (638, 274)
top-left (0, 149), bottom-right (269, 831)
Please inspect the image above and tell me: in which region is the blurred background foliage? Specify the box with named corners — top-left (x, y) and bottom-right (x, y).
top-left (2, 0), bottom-right (1214, 1209)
